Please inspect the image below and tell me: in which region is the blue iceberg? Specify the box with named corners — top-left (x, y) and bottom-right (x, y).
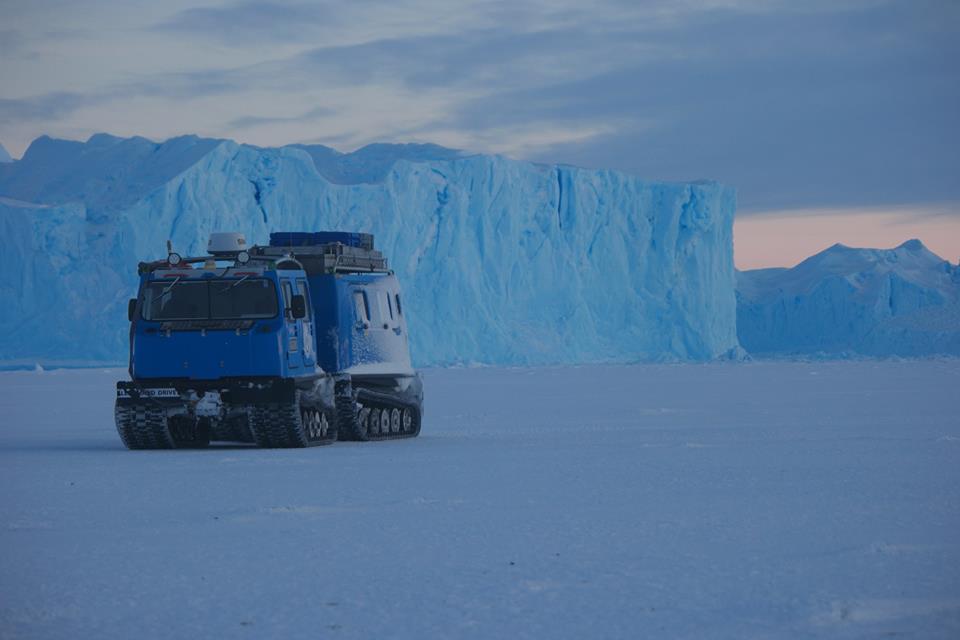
top-left (0, 134), bottom-right (739, 367)
top-left (737, 240), bottom-right (960, 357)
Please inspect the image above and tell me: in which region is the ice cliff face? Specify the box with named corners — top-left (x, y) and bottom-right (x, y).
top-left (0, 133), bottom-right (739, 367)
top-left (737, 240), bottom-right (960, 357)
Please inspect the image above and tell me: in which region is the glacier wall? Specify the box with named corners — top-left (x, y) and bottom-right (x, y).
top-left (737, 240), bottom-right (960, 357)
top-left (0, 134), bottom-right (740, 367)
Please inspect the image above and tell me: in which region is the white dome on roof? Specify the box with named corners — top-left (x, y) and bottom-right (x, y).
top-left (207, 232), bottom-right (247, 255)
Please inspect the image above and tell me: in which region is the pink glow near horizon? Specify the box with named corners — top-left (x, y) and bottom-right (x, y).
top-left (733, 206), bottom-right (960, 270)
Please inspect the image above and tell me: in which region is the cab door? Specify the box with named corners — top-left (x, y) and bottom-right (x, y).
top-left (296, 278), bottom-right (316, 368)
top-left (281, 278), bottom-right (303, 370)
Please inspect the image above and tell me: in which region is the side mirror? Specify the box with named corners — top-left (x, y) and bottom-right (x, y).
top-left (128, 298), bottom-right (137, 322)
top-left (290, 294), bottom-right (306, 319)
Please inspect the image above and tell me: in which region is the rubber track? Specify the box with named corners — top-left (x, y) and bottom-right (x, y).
top-left (115, 402), bottom-right (174, 450)
top-left (247, 399), bottom-right (335, 448)
top-left (360, 399), bottom-right (421, 441)
top-left (335, 381), bottom-right (366, 441)
top-left (336, 385), bottom-right (421, 442)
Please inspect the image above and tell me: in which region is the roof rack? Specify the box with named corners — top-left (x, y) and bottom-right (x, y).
top-left (137, 255), bottom-right (245, 275)
top-left (250, 241), bottom-right (389, 275)
top-left (269, 232), bottom-right (374, 251)
top-left (136, 232), bottom-right (388, 276)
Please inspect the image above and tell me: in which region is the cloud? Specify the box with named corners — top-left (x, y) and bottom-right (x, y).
top-left (0, 91), bottom-right (103, 121)
top-left (493, 1), bottom-right (960, 209)
top-left (121, 68), bottom-right (248, 100)
top-left (0, 29), bottom-right (26, 54)
top-left (739, 203), bottom-right (960, 220)
top-left (226, 105), bottom-right (335, 129)
top-left (153, 1), bottom-right (342, 42)
top-left (2, 0), bottom-right (958, 211)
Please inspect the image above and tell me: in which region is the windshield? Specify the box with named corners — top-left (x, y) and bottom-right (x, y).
top-left (210, 279), bottom-right (278, 319)
top-left (142, 279), bottom-right (278, 321)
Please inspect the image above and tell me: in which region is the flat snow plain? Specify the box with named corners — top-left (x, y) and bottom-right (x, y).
top-left (1, 361), bottom-right (958, 639)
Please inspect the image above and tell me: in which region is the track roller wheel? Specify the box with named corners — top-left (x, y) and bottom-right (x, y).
top-left (390, 408), bottom-right (401, 433)
top-left (379, 409), bottom-right (390, 434)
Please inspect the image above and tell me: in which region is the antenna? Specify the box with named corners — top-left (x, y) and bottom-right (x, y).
top-left (166, 239), bottom-right (173, 253)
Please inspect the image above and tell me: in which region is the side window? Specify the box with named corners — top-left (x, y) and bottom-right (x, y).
top-left (282, 281), bottom-right (293, 319)
top-left (385, 291), bottom-right (394, 320)
top-left (353, 291), bottom-right (369, 322)
top-left (395, 293), bottom-right (402, 316)
top-left (369, 291), bottom-right (383, 322)
top-left (296, 280), bottom-right (311, 320)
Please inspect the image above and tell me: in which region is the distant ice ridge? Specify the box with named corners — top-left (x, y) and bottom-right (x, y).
top-left (737, 240), bottom-right (960, 357)
top-left (0, 134), bottom-right (739, 367)
top-left (0, 143), bottom-right (12, 163)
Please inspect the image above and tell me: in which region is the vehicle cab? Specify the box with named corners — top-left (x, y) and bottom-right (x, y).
top-left (129, 242), bottom-right (318, 382)
top-left (117, 233), bottom-right (336, 449)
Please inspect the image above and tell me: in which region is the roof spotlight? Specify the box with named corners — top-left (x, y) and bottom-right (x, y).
top-left (236, 250), bottom-right (250, 265)
top-left (167, 252), bottom-right (182, 266)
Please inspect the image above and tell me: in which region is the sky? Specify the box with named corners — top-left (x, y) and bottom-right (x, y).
top-left (1, 0), bottom-right (958, 267)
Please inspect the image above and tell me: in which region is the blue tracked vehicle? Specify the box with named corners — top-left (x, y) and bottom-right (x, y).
top-left (115, 231), bottom-right (423, 449)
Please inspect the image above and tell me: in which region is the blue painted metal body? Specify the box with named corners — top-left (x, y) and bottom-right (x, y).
top-left (120, 231), bottom-right (420, 448)
top-left (129, 231), bottom-right (413, 386)
top-left (130, 267), bottom-right (321, 382)
top-left (307, 271), bottom-right (412, 375)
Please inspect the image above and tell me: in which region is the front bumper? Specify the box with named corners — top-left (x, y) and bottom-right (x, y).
top-left (116, 376), bottom-right (332, 407)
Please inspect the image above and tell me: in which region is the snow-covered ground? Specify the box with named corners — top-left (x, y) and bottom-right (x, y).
top-left (1, 361), bottom-right (958, 639)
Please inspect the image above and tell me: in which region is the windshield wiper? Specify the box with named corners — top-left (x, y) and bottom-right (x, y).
top-left (150, 276), bottom-right (181, 304)
top-left (216, 274), bottom-right (250, 295)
